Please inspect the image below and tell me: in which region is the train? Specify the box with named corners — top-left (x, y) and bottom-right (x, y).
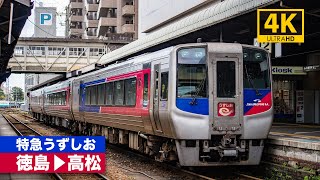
top-left (29, 42), bottom-right (273, 166)
top-left (0, 101), bottom-right (21, 108)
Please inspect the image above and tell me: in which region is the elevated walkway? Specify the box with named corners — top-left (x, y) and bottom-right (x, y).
top-left (8, 37), bottom-right (130, 73)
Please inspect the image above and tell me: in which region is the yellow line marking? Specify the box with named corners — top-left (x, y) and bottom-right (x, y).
top-left (269, 132), bottom-right (320, 140)
top-left (273, 123), bottom-right (320, 128)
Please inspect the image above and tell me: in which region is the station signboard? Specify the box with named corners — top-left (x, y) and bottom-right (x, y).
top-left (0, 136), bottom-right (106, 173)
top-left (272, 66), bottom-right (306, 75)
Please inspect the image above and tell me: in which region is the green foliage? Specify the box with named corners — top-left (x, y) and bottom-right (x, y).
top-left (11, 86), bottom-right (24, 101)
top-left (0, 89), bottom-right (5, 100)
top-left (304, 176), bottom-right (320, 180)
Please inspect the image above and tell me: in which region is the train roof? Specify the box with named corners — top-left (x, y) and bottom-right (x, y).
top-left (73, 46), bottom-right (175, 82)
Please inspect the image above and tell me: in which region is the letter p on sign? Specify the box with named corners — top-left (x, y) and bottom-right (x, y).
top-left (40, 13), bottom-right (52, 25)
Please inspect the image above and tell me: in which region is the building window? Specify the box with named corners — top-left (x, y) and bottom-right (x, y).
top-left (89, 48), bottom-right (104, 56)
top-left (14, 46), bottom-right (24, 56)
top-left (69, 47), bottom-right (85, 56)
top-left (87, 11), bottom-right (97, 20)
top-left (48, 47), bottom-right (66, 56)
top-left (27, 46), bottom-right (45, 56)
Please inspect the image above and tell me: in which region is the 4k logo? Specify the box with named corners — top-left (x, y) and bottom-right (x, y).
top-left (257, 9), bottom-right (304, 43)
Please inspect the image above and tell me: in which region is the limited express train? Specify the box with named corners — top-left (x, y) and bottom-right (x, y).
top-left (29, 43), bottom-right (273, 166)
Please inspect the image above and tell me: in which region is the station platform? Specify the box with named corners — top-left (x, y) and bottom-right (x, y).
top-left (265, 123), bottom-right (320, 169)
top-left (0, 115), bottom-right (50, 180)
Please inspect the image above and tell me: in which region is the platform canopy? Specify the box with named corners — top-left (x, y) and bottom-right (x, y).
top-left (99, 0), bottom-right (279, 65)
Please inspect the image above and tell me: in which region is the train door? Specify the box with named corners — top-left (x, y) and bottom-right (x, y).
top-left (151, 64), bottom-right (164, 133)
top-left (209, 54), bottom-right (242, 134)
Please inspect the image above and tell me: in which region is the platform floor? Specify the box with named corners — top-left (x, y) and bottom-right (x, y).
top-left (0, 115), bottom-right (51, 180)
top-left (270, 123), bottom-right (320, 142)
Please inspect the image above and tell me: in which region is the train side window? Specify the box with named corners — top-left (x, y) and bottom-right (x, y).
top-left (143, 74), bottom-right (149, 107)
top-left (85, 87), bottom-right (90, 105)
top-left (125, 78), bottom-right (136, 106)
top-left (217, 61), bottom-right (236, 98)
top-left (90, 86), bottom-right (97, 105)
top-left (63, 91), bottom-right (67, 105)
top-left (114, 81), bottom-right (124, 105)
top-left (97, 84), bottom-right (106, 105)
top-left (160, 72), bottom-right (168, 100)
top-left (105, 82), bottom-right (114, 105)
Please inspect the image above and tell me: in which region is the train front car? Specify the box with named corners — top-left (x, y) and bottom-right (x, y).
top-left (170, 43), bottom-right (272, 166)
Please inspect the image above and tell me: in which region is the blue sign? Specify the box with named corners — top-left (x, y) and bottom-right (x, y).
top-left (0, 136), bottom-right (106, 153)
top-left (40, 13), bottom-right (52, 25)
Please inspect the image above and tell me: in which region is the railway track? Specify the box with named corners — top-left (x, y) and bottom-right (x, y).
top-left (2, 114), bottom-right (109, 180)
top-left (107, 144), bottom-right (262, 180)
top-left (3, 112), bottom-right (262, 180)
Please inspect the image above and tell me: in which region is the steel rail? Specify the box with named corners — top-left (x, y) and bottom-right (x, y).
top-left (107, 144), bottom-right (216, 180)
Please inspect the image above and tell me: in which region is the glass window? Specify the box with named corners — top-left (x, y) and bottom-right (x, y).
top-left (177, 48), bottom-right (208, 98)
top-left (161, 72), bottom-right (168, 100)
top-left (243, 48), bottom-right (271, 89)
top-left (143, 74), bottom-right (149, 107)
top-left (217, 61), bottom-right (235, 98)
top-left (105, 82), bottom-right (114, 105)
top-left (125, 78), bottom-right (136, 106)
top-left (177, 47), bottom-right (207, 98)
top-left (114, 81), bottom-right (124, 105)
top-left (90, 86), bottom-right (97, 105)
top-left (85, 87), bottom-right (90, 105)
top-left (97, 84), bottom-right (105, 105)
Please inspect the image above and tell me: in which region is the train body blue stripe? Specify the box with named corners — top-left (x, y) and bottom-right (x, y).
top-left (176, 98), bottom-right (209, 115)
top-left (80, 79), bottom-right (106, 112)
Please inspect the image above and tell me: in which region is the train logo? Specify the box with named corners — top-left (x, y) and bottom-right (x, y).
top-left (253, 99), bottom-right (261, 103)
top-left (218, 102), bottom-right (235, 116)
top-left (246, 98), bottom-right (269, 107)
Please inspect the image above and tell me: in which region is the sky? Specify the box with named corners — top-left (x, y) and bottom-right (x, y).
top-left (5, 0), bottom-right (68, 92)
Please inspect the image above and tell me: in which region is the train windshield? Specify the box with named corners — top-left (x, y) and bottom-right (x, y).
top-left (177, 47), bottom-right (207, 98)
top-left (243, 48), bottom-right (271, 90)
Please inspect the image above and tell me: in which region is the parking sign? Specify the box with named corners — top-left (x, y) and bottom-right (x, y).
top-left (40, 13), bottom-right (52, 25)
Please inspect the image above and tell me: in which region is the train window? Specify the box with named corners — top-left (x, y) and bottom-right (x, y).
top-left (105, 82), bottom-right (114, 105)
top-left (85, 87), bottom-right (90, 105)
top-left (161, 72), bottom-right (168, 100)
top-left (90, 86), bottom-right (97, 105)
top-left (114, 81), bottom-right (124, 105)
top-left (217, 61), bottom-right (236, 98)
top-left (97, 84), bottom-right (105, 105)
top-left (62, 91), bottom-right (67, 105)
top-left (243, 48), bottom-right (270, 89)
top-left (143, 74), bottom-right (149, 107)
top-left (177, 47), bottom-right (207, 98)
top-left (124, 78), bottom-right (136, 106)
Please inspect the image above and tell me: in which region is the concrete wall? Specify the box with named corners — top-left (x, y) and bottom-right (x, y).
top-left (138, 0), bottom-right (210, 37)
top-left (34, 7), bottom-right (57, 38)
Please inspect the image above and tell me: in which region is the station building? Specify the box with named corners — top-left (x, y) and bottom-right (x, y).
top-left (137, 0), bottom-right (320, 124)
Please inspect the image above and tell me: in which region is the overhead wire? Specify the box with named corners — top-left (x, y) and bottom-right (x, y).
top-left (27, 19), bottom-right (57, 37)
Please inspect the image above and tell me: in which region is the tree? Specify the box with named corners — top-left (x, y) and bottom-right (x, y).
top-left (0, 89), bottom-right (5, 100)
top-left (11, 86), bottom-right (24, 101)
